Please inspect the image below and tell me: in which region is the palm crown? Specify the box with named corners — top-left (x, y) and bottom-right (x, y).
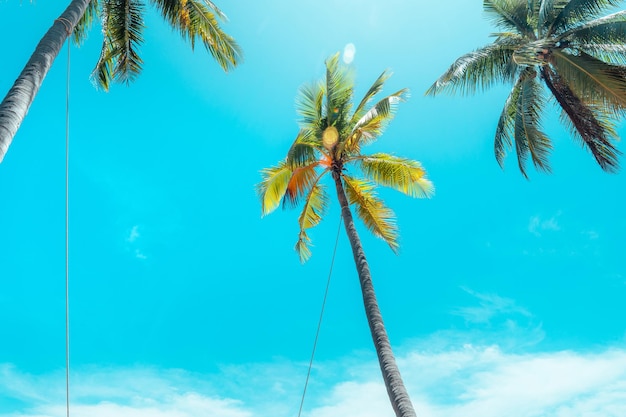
top-left (75, 0), bottom-right (242, 90)
top-left (258, 54), bottom-right (433, 262)
top-left (427, 0), bottom-right (626, 177)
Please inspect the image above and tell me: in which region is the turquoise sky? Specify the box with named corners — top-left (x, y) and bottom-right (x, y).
top-left (1, 1), bottom-right (626, 416)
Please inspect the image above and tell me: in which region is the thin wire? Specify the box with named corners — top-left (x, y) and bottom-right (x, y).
top-left (64, 36), bottom-right (71, 417)
top-left (296, 215), bottom-right (343, 417)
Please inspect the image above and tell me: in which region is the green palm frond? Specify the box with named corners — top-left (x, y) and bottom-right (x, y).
top-left (495, 76), bottom-right (522, 168)
top-left (256, 161), bottom-right (292, 216)
top-left (296, 81), bottom-right (325, 130)
top-left (559, 11), bottom-right (626, 63)
top-left (295, 184), bottom-right (329, 263)
top-left (345, 89), bottom-right (408, 153)
top-left (73, 0), bottom-right (100, 46)
top-left (342, 175), bottom-right (398, 253)
top-left (287, 129), bottom-right (324, 168)
top-left (350, 70), bottom-right (391, 126)
top-left (483, 0), bottom-right (535, 37)
top-left (541, 65), bottom-right (621, 171)
top-left (539, 0), bottom-right (570, 35)
top-left (551, 49), bottom-right (626, 112)
top-left (355, 153), bottom-right (434, 198)
top-left (284, 164), bottom-right (325, 209)
top-left (152, 0), bottom-right (241, 71)
top-left (93, 0), bottom-right (145, 89)
top-left (550, 0), bottom-right (623, 34)
top-left (514, 69), bottom-right (552, 177)
top-left (426, 39), bottom-right (519, 96)
top-left (325, 53), bottom-right (354, 131)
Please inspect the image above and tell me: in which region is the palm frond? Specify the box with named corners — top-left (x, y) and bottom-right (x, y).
top-left (350, 70), bottom-right (391, 126)
top-left (73, 0), bottom-right (99, 46)
top-left (514, 69), bottom-right (552, 177)
top-left (483, 0), bottom-right (535, 37)
top-left (551, 49), bottom-right (626, 112)
top-left (286, 129), bottom-right (324, 168)
top-left (93, 0), bottom-right (145, 89)
top-left (342, 175), bottom-right (398, 253)
top-left (558, 11), bottom-right (626, 63)
top-left (495, 75), bottom-right (522, 168)
top-left (325, 53), bottom-right (354, 132)
top-left (354, 153), bottom-right (434, 198)
top-left (296, 81), bottom-right (325, 131)
top-left (541, 65), bottom-right (621, 171)
top-left (283, 164), bottom-right (325, 209)
top-left (549, 0), bottom-right (623, 34)
top-left (539, 0), bottom-right (571, 35)
top-left (426, 39), bottom-right (519, 96)
top-left (152, 0), bottom-right (241, 71)
top-left (295, 184), bottom-right (329, 263)
top-left (256, 161), bottom-right (292, 216)
top-left (345, 89), bottom-right (408, 153)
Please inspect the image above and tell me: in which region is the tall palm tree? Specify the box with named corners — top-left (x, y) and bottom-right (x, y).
top-left (427, 0), bottom-right (626, 177)
top-left (257, 54), bottom-right (434, 417)
top-left (0, 0), bottom-right (241, 163)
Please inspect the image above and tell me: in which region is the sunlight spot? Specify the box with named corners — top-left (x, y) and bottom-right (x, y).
top-left (343, 43), bottom-right (356, 64)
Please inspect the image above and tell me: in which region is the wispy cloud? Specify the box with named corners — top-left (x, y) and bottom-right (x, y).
top-left (3, 345), bottom-right (626, 417)
top-left (125, 225), bottom-right (147, 260)
top-left (529, 212), bottom-right (561, 237)
top-left (453, 287), bottom-right (531, 325)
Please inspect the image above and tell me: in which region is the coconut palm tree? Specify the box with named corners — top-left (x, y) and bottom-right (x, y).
top-left (0, 0), bottom-right (241, 163)
top-left (257, 53), bottom-right (433, 417)
top-left (427, 0), bottom-right (626, 177)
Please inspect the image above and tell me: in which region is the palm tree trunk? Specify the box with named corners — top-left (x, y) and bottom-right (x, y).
top-left (0, 0), bottom-right (91, 163)
top-left (331, 169), bottom-right (417, 417)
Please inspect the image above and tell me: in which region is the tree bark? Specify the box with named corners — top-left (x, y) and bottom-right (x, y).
top-left (0, 0), bottom-right (91, 163)
top-left (331, 169), bottom-right (417, 417)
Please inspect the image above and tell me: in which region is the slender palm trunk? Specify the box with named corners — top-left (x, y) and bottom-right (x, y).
top-left (332, 169), bottom-right (417, 417)
top-left (0, 0), bottom-right (91, 163)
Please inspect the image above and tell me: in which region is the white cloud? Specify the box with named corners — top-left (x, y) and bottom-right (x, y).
top-left (529, 213), bottom-right (561, 237)
top-left (3, 346), bottom-right (626, 417)
top-left (342, 43), bottom-right (356, 64)
top-left (125, 225), bottom-right (147, 260)
top-left (453, 287), bottom-right (531, 325)
top-left (126, 226), bottom-right (140, 243)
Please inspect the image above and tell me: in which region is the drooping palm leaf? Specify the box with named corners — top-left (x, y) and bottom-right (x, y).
top-left (541, 65), bottom-right (621, 171)
top-left (287, 129), bottom-right (324, 168)
top-left (514, 70), bottom-right (552, 176)
top-left (93, 0), bottom-right (145, 89)
top-left (73, 0), bottom-right (100, 45)
top-left (284, 164), bottom-right (325, 209)
top-left (355, 153), bottom-right (434, 198)
top-left (295, 184), bottom-right (329, 262)
top-left (495, 75), bottom-right (522, 168)
top-left (257, 161), bottom-right (292, 216)
top-left (551, 49), bottom-right (626, 112)
top-left (342, 175), bottom-right (398, 253)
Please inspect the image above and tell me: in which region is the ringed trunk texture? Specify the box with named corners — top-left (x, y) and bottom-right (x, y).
top-left (332, 170), bottom-right (417, 417)
top-left (0, 0), bottom-right (91, 163)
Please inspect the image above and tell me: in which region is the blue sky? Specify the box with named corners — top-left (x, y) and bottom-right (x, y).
top-left (1, 1), bottom-right (626, 416)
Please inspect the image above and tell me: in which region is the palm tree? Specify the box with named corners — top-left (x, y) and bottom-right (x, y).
top-left (427, 0), bottom-right (626, 177)
top-left (257, 54), bottom-right (434, 417)
top-left (0, 0), bottom-right (241, 163)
